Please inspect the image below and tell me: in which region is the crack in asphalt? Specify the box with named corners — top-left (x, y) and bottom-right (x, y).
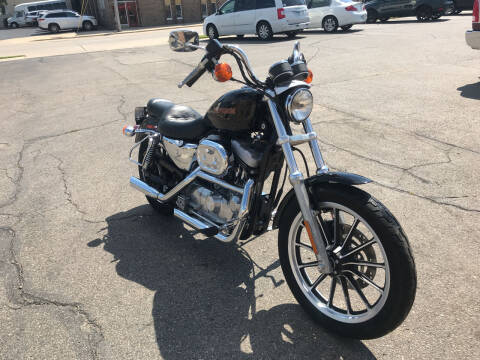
top-left (0, 108), bottom-right (126, 358)
top-left (0, 226), bottom-right (104, 360)
top-left (317, 136), bottom-right (434, 184)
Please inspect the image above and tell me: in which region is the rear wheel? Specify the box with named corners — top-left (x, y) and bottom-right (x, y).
top-left (48, 23), bottom-right (60, 33)
top-left (286, 31), bottom-right (299, 38)
top-left (278, 184), bottom-right (416, 339)
top-left (416, 5), bottom-right (433, 21)
top-left (257, 21), bottom-right (273, 40)
top-left (137, 134), bottom-right (174, 216)
top-left (341, 25), bottom-right (353, 31)
top-left (207, 24), bottom-right (218, 40)
top-left (10, 22), bottom-right (19, 28)
top-left (323, 16), bottom-right (338, 33)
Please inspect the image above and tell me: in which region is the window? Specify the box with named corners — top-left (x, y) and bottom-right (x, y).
top-left (256, 0), bottom-right (275, 8)
top-left (15, 11), bottom-right (24, 18)
top-left (175, 4), bottom-right (183, 18)
top-left (66, 11), bottom-right (79, 17)
top-left (165, 0), bottom-right (173, 19)
top-left (201, 0), bottom-right (208, 18)
top-left (220, 0), bottom-right (235, 14)
top-left (236, 0), bottom-right (255, 11)
top-left (282, 0), bottom-right (306, 6)
top-left (307, 0), bottom-right (330, 8)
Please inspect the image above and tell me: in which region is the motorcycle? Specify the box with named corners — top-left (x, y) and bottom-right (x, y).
top-left (122, 30), bottom-right (417, 339)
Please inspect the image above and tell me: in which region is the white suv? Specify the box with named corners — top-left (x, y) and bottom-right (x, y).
top-left (203, 0), bottom-right (310, 40)
top-left (38, 10), bottom-right (97, 33)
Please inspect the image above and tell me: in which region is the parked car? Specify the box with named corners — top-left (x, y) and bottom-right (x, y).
top-left (7, 0), bottom-right (67, 28)
top-left (465, 0), bottom-right (479, 49)
top-left (307, 0), bottom-right (366, 32)
top-left (203, 0), bottom-right (310, 40)
top-left (364, 0), bottom-right (454, 22)
top-left (451, 0), bottom-right (473, 14)
top-left (38, 10), bottom-right (97, 33)
top-left (25, 10), bottom-right (47, 26)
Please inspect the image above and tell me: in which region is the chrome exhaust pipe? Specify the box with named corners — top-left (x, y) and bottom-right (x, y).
top-left (129, 175), bottom-right (254, 243)
top-left (130, 176), bottom-right (162, 198)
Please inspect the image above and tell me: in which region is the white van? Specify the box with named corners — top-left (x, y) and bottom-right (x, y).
top-left (7, 0), bottom-right (68, 28)
top-left (203, 0), bottom-right (310, 40)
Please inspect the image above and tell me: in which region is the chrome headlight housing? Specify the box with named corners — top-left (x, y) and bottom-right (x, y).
top-left (285, 88), bottom-right (313, 123)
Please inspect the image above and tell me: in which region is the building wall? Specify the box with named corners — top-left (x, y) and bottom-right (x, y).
top-left (97, 0), bottom-right (223, 29)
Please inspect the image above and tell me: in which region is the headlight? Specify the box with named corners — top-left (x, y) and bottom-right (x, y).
top-left (285, 88), bottom-right (313, 123)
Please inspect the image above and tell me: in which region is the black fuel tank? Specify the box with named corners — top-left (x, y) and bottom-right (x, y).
top-left (205, 88), bottom-right (262, 132)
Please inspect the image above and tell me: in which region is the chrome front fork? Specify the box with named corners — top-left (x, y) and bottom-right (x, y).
top-left (267, 99), bottom-right (333, 274)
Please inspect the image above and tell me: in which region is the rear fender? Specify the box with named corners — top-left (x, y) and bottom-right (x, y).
top-left (271, 172), bottom-right (372, 230)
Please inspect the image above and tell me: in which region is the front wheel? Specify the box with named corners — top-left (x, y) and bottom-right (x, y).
top-left (278, 184), bottom-right (416, 339)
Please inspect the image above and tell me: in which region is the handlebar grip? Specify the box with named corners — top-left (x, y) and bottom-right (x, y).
top-left (185, 65), bottom-right (207, 87)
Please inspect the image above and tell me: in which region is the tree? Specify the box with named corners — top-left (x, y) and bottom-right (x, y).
top-left (0, 0), bottom-right (7, 16)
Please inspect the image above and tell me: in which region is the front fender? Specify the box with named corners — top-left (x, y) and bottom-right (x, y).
top-left (271, 172), bottom-right (372, 230)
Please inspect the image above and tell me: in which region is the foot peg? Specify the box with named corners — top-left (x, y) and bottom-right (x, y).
top-left (195, 226), bottom-right (219, 237)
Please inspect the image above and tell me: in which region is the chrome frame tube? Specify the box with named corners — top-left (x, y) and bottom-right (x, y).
top-left (266, 99), bottom-right (332, 273)
top-left (303, 118), bottom-right (329, 174)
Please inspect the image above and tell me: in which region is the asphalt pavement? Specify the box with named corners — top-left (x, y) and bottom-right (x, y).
top-left (0, 14), bottom-right (479, 359)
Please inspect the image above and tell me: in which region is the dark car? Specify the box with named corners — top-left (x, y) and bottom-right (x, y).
top-left (451, 0), bottom-right (473, 14)
top-left (365, 0), bottom-right (454, 22)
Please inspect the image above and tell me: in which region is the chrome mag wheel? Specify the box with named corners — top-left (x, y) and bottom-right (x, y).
top-left (287, 203), bottom-right (390, 324)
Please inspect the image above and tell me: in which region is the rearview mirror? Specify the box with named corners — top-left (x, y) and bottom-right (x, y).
top-left (169, 30), bottom-right (200, 52)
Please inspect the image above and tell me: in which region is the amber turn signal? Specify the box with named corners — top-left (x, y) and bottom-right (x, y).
top-left (305, 69), bottom-right (313, 84)
top-left (214, 63), bottom-right (233, 82)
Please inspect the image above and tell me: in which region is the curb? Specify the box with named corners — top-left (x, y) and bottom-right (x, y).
top-left (33, 22), bottom-right (203, 42)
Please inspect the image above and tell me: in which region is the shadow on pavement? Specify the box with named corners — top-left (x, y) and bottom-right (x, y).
top-left (369, 18), bottom-right (449, 24)
top-left (88, 205), bottom-right (376, 359)
top-left (457, 82), bottom-right (480, 100)
top-left (202, 35), bottom-right (307, 45)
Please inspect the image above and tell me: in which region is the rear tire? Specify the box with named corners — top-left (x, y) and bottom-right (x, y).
top-left (416, 5), bottom-right (433, 21)
top-left (10, 22), bottom-right (19, 28)
top-left (322, 16), bottom-right (338, 33)
top-left (207, 24), bottom-right (218, 40)
top-left (48, 23), bottom-right (60, 33)
top-left (278, 184), bottom-right (417, 339)
top-left (286, 31), bottom-right (299, 38)
top-left (257, 21), bottom-right (273, 40)
top-left (137, 133), bottom-right (174, 216)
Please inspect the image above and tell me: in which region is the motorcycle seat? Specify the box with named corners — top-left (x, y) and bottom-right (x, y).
top-left (147, 98), bottom-right (209, 141)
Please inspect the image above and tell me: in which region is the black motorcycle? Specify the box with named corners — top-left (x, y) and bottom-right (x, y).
top-left (123, 30), bottom-right (416, 339)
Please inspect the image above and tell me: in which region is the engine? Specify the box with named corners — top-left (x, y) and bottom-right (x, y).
top-left (174, 136), bottom-right (261, 225)
top-left (186, 185), bottom-right (241, 224)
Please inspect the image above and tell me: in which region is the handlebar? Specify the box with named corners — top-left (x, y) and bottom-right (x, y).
top-left (177, 39), bottom-right (267, 89)
top-left (178, 57), bottom-right (209, 88)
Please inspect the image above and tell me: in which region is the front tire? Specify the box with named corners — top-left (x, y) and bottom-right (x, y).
top-left (206, 24), bottom-right (218, 40)
top-left (10, 22), bottom-right (19, 28)
top-left (366, 9), bottom-right (377, 23)
top-left (278, 184), bottom-right (416, 339)
top-left (83, 20), bottom-right (93, 31)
